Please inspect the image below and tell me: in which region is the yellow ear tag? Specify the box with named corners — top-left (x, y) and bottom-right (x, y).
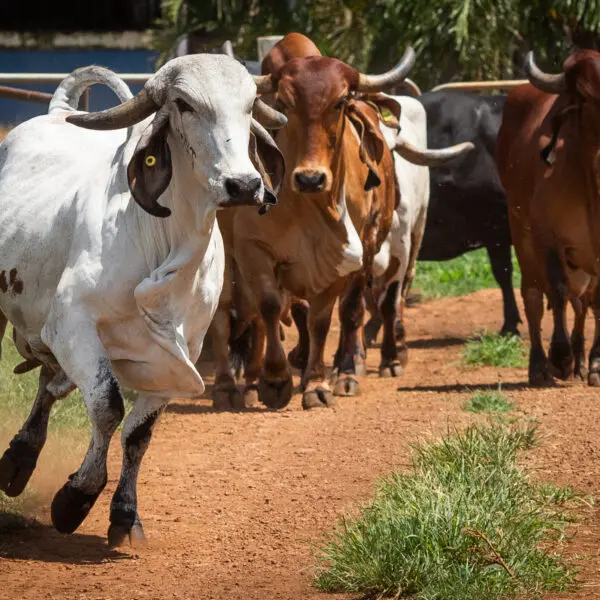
top-left (145, 155), bottom-right (157, 168)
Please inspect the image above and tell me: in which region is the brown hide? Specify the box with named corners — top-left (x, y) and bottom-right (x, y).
top-left (496, 49), bottom-right (600, 385)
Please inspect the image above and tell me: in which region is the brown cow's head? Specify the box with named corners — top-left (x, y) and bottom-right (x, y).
top-left (526, 50), bottom-right (600, 169)
top-left (253, 34), bottom-right (415, 195)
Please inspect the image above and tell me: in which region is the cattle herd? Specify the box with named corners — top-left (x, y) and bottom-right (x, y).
top-left (0, 32), bottom-right (597, 549)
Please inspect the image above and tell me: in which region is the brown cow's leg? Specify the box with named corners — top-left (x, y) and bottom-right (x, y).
top-left (210, 306), bottom-right (243, 411)
top-left (587, 283), bottom-right (600, 386)
top-left (547, 249), bottom-right (574, 380)
top-left (301, 284), bottom-right (343, 409)
top-left (242, 318), bottom-right (266, 407)
top-left (522, 280), bottom-right (553, 386)
top-left (379, 281), bottom-right (402, 377)
top-left (570, 295), bottom-right (588, 380)
top-left (287, 299), bottom-right (309, 371)
top-left (332, 272), bottom-right (367, 397)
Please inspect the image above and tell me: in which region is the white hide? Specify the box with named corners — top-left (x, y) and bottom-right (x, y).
top-left (374, 96), bottom-right (431, 306)
top-left (0, 56), bottom-right (263, 401)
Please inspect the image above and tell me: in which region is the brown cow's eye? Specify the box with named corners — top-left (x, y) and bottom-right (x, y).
top-left (175, 98), bottom-right (193, 113)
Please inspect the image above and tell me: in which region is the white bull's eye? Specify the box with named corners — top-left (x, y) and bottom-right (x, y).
top-left (175, 98), bottom-right (193, 114)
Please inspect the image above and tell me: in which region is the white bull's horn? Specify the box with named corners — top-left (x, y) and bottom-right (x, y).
top-left (66, 89), bottom-right (159, 131)
top-left (253, 98), bottom-right (287, 129)
top-left (253, 73), bottom-right (276, 94)
top-left (221, 40), bottom-right (235, 58)
top-left (524, 51), bottom-right (567, 94)
top-left (395, 137), bottom-right (475, 167)
top-left (357, 47), bottom-right (416, 93)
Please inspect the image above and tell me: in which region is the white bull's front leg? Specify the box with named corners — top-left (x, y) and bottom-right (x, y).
top-left (41, 305), bottom-right (126, 536)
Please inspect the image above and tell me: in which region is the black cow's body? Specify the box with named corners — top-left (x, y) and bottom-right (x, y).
top-left (417, 91), bottom-right (521, 335)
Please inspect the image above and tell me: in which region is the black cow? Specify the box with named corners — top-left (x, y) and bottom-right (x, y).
top-left (417, 91), bottom-right (521, 335)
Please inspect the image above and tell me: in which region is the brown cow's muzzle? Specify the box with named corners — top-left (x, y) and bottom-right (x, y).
top-left (218, 176), bottom-right (265, 208)
top-left (292, 167), bottom-right (331, 194)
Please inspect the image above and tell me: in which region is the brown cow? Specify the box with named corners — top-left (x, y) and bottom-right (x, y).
top-left (209, 33), bottom-right (413, 410)
top-left (496, 49), bottom-right (600, 386)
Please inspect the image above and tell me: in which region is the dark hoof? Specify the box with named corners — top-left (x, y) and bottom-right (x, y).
top-left (108, 511), bottom-right (147, 549)
top-left (51, 478), bottom-right (105, 534)
top-left (258, 376), bottom-right (293, 410)
top-left (302, 388), bottom-right (336, 409)
top-left (588, 371), bottom-right (600, 387)
top-left (333, 376), bottom-right (360, 397)
top-left (212, 386), bottom-right (243, 411)
top-left (0, 439), bottom-right (38, 497)
top-left (500, 325), bottom-right (520, 337)
top-left (379, 362), bottom-right (403, 378)
top-left (364, 317), bottom-right (382, 348)
top-left (242, 385), bottom-right (259, 408)
top-left (288, 345), bottom-right (308, 371)
top-left (549, 341), bottom-right (574, 380)
top-left (573, 362), bottom-right (587, 381)
top-left (529, 368), bottom-right (555, 388)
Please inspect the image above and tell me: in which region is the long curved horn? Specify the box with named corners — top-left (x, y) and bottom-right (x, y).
top-left (253, 98), bottom-right (287, 129)
top-left (395, 137), bottom-right (474, 167)
top-left (524, 52), bottom-right (567, 94)
top-left (221, 40), bottom-right (235, 58)
top-left (357, 47), bottom-right (416, 93)
top-left (66, 89), bottom-right (158, 131)
top-left (253, 73), bottom-right (276, 95)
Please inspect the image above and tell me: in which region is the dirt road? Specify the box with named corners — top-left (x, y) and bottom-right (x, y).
top-left (1, 288), bottom-right (599, 599)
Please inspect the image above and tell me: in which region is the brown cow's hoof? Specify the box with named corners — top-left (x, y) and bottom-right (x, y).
top-left (528, 370), bottom-right (555, 387)
top-left (573, 362), bottom-right (587, 381)
top-left (302, 388), bottom-right (336, 409)
top-left (258, 377), bottom-right (293, 410)
top-left (0, 439), bottom-right (38, 497)
top-left (108, 512), bottom-right (147, 549)
top-left (333, 376), bottom-right (361, 397)
top-left (288, 345), bottom-right (308, 371)
top-left (242, 385), bottom-right (259, 408)
top-left (51, 477), bottom-right (105, 534)
top-left (588, 371), bottom-right (600, 387)
top-left (379, 362), bottom-right (403, 378)
top-left (212, 386), bottom-right (243, 411)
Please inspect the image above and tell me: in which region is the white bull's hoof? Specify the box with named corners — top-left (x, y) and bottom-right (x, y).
top-left (51, 476), bottom-right (106, 534)
top-left (0, 438), bottom-right (38, 497)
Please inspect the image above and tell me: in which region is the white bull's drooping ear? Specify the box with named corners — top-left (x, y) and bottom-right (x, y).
top-left (127, 108), bottom-right (173, 218)
top-left (250, 119), bottom-right (285, 212)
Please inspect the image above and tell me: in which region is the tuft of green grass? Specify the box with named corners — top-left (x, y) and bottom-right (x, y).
top-left (465, 390), bottom-right (514, 414)
top-left (413, 248), bottom-right (521, 301)
top-left (315, 422), bottom-right (578, 600)
top-left (463, 332), bottom-right (527, 368)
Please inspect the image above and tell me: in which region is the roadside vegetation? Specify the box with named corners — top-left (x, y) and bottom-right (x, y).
top-left (464, 389), bottom-right (514, 414)
top-left (463, 332), bottom-right (527, 368)
top-left (315, 422), bottom-right (581, 600)
top-left (413, 248), bottom-right (521, 301)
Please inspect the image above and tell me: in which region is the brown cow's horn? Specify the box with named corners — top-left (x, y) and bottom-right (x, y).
top-left (221, 40), bottom-right (235, 58)
top-left (253, 73), bottom-right (276, 94)
top-left (395, 137), bottom-right (474, 167)
top-left (66, 89), bottom-right (158, 131)
top-left (253, 98), bottom-right (287, 129)
top-left (524, 52), bottom-right (567, 94)
top-left (357, 46), bottom-right (416, 93)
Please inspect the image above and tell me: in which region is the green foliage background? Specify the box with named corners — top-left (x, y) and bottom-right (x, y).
top-left (153, 0), bottom-right (600, 88)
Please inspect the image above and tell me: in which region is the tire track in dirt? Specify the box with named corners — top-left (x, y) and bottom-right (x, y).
top-left (1, 288), bottom-right (599, 599)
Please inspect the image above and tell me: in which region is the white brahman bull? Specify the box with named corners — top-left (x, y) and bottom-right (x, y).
top-left (0, 55), bottom-right (285, 547)
top-left (366, 96), bottom-right (473, 376)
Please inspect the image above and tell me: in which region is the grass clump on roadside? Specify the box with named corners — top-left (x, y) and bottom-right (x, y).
top-left (413, 248), bottom-right (521, 301)
top-left (315, 423), bottom-right (578, 600)
top-left (463, 332), bottom-right (527, 368)
top-left (465, 389), bottom-right (514, 414)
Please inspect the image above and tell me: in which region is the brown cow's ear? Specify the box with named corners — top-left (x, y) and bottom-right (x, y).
top-left (127, 109), bottom-right (172, 218)
top-left (347, 102), bottom-right (387, 191)
top-left (362, 93), bottom-right (402, 129)
top-left (250, 118), bottom-right (285, 211)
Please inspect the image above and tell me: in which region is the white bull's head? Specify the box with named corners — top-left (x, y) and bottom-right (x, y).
top-left (66, 55), bottom-right (286, 217)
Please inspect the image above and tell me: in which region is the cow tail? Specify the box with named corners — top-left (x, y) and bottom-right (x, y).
top-left (48, 65), bottom-right (133, 114)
